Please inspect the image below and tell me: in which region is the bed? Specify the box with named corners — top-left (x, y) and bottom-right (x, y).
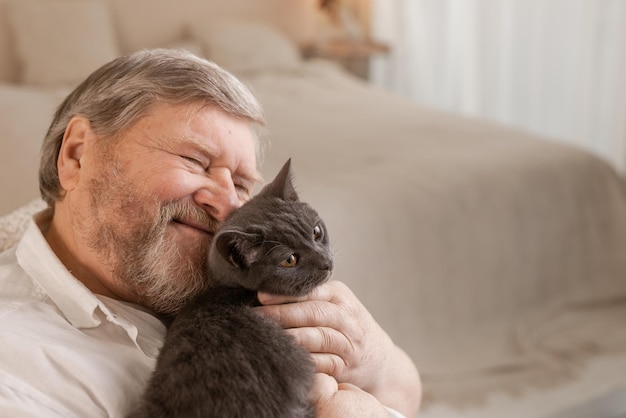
top-left (2, 1), bottom-right (626, 417)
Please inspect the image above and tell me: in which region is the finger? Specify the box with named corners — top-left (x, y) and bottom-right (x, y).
top-left (258, 280), bottom-right (351, 306)
top-left (311, 352), bottom-right (348, 379)
top-left (257, 291), bottom-right (299, 306)
top-left (308, 373), bottom-right (338, 405)
top-left (255, 299), bottom-right (345, 330)
top-left (285, 326), bottom-right (352, 357)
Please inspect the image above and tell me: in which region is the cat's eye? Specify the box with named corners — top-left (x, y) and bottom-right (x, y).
top-left (280, 254), bottom-right (298, 268)
top-left (313, 224), bottom-right (323, 241)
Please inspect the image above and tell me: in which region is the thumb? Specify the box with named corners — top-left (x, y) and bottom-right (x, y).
top-left (309, 373), bottom-right (338, 405)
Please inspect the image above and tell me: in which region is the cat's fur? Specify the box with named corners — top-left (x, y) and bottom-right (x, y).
top-left (132, 159), bottom-right (333, 418)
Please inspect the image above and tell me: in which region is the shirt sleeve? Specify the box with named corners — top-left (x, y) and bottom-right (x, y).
top-left (385, 405), bottom-right (408, 418)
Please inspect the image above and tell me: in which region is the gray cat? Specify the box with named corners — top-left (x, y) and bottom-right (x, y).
top-left (132, 159), bottom-right (334, 418)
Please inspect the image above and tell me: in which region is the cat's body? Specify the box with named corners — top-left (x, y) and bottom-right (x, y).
top-left (132, 159), bottom-right (333, 418)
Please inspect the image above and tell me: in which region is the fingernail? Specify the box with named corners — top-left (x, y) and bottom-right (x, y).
top-left (257, 292), bottom-right (274, 304)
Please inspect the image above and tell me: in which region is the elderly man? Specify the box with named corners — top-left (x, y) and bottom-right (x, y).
top-left (0, 48), bottom-right (421, 417)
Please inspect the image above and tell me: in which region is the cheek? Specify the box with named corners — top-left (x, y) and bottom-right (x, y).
top-left (137, 167), bottom-right (203, 202)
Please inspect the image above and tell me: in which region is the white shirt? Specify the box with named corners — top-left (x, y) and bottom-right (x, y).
top-left (0, 212), bottom-right (406, 418)
top-left (0, 212), bottom-right (166, 417)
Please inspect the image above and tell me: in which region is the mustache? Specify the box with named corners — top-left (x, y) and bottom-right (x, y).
top-left (158, 201), bottom-right (222, 234)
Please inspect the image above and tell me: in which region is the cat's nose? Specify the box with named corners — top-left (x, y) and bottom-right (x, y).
top-left (323, 258), bottom-right (334, 272)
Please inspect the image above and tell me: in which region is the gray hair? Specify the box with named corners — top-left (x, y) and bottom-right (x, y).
top-left (39, 48), bottom-right (266, 206)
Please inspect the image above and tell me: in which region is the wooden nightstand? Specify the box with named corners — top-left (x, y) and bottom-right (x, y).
top-left (303, 39), bottom-right (390, 80)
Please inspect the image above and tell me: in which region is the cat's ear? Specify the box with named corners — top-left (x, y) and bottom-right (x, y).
top-left (258, 158), bottom-right (299, 202)
top-left (214, 230), bottom-right (262, 270)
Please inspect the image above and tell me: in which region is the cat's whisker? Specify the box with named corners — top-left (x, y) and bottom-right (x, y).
top-left (264, 243), bottom-right (285, 257)
top-left (248, 239), bottom-right (281, 252)
top-left (258, 240), bottom-right (282, 247)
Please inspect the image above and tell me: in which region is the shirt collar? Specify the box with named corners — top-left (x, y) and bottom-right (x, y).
top-left (15, 210), bottom-right (166, 358)
top-left (16, 210), bottom-right (103, 329)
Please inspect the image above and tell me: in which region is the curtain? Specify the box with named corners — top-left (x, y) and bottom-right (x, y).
top-left (370, 0), bottom-right (626, 172)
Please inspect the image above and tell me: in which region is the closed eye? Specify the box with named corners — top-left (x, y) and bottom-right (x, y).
top-left (235, 183), bottom-right (250, 196)
top-left (181, 155), bottom-right (209, 171)
top-left (234, 177), bottom-right (255, 200)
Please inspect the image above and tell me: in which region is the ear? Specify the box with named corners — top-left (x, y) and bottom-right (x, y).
top-left (257, 158), bottom-right (299, 202)
top-left (214, 230), bottom-right (262, 270)
top-left (57, 116), bottom-right (93, 192)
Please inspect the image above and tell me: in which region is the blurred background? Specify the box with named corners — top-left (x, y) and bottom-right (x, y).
top-left (2, 1), bottom-right (626, 417)
top-left (366, 0), bottom-right (626, 172)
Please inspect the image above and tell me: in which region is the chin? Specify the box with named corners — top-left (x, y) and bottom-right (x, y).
top-left (162, 224), bottom-right (209, 262)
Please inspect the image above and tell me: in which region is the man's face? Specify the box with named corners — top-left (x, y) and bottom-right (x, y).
top-left (82, 103), bottom-right (260, 314)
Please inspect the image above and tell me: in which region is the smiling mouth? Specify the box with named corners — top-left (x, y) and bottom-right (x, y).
top-left (172, 219), bottom-right (214, 237)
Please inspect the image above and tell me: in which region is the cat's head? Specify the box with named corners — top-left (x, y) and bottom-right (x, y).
top-left (208, 159), bottom-right (333, 296)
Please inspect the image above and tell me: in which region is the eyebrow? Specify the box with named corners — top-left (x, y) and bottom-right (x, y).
top-left (177, 135), bottom-right (218, 158)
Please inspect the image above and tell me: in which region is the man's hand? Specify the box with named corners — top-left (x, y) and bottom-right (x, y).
top-left (309, 373), bottom-right (391, 417)
top-left (255, 280), bottom-right (421, 417)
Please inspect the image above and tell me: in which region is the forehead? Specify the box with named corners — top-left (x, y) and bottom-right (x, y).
top-left (130, 102), bottom-right (261, 180)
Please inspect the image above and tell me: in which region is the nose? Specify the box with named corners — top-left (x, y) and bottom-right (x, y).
top-left (194, 168), bottom-right (241, 222)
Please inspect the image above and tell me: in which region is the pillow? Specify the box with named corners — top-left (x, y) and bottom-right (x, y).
top-left (190, 20), bottom-right (301, 73)
top-left (6, 0), bottom-right (120, 87)
top-left (0, 198), bottom-right (46, 253)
